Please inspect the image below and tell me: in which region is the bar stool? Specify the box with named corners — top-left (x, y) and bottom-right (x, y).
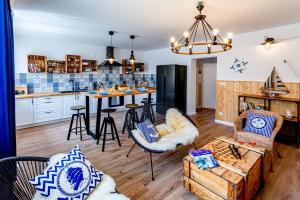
top-left (97, 108), bottom-right (121, 152)
top-left (141, 99), bottom-right (155, 123)
top-left (67, 105), bottom-right (87, 141)
top-left (122, 104), bottom-right (139, 135)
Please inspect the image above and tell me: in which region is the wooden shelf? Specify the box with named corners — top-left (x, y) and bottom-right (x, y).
top-left (82, 59), bottom-right (97, 72)
top-left (47, 60), bottom-right (66, 73)
top-left (28, 55), bottom-right (47, 73)
top-left (121, 59), bottom-right (144, 74)
top-left (66, 55), bottom-right (82, 73)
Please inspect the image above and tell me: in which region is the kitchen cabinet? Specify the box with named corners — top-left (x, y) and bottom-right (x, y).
top-left (63, 95), bottom-right (76, 118)
top-left (33, 96), bottom-right (61, 123)
top-left (15, 98), bottom-right (34, 126)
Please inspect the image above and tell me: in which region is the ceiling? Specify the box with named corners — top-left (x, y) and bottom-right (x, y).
top-left (11, 0), bottom-right (300, 51)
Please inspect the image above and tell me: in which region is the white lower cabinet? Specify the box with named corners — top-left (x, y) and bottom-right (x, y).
top-left (15, 98), bottom-right (34, 126)
top-left (33, 96), bottom-right (61, 123)
top-left (63, 95), bottom-right (76, 118)
top-left (16, 93), bottom-right (156, 128)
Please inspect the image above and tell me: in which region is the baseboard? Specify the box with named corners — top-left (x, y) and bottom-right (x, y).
top-left (214, 119), bottom-right (234, 127)
top-left (187, 111), bottom-right (197, 115)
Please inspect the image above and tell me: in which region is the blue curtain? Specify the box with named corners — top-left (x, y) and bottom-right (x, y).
top-left (0, 0), bottom-right (16, 158)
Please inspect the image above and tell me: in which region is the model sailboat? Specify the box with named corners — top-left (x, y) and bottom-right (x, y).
top-left (261, 67), bottom-right (289, 96)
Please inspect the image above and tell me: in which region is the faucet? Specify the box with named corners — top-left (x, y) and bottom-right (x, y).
top-left (69, 80), bottom-right (75, 92)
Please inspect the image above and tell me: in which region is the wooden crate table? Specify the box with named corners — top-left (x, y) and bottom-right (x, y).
top-left (183, 136), bottom-right (270, 200)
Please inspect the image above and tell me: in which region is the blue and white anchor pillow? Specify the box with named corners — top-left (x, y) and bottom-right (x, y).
top-left (243, 112), bottom-right (277, 138)
top-left (29, 146), bottom-right (103, 200)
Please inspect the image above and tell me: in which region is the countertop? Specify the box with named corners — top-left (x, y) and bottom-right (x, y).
top-left (15, 89), bottom-right (156, 99)
top-left (15, 92), bottom-right (81, 99)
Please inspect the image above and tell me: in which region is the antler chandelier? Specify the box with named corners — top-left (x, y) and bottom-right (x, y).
top-left (170, 1), bottom-right (233, 55)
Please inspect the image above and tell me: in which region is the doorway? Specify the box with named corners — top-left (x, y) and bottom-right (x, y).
top-left (195, 57), bottom-right (217, 112)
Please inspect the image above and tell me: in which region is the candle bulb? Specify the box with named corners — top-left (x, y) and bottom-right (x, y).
top-left (207, 44), bottom-right (211, 54)
top-left (213, 29), bottom-right (218, 44)
top-left (227, 32), bottom-right (233, 44)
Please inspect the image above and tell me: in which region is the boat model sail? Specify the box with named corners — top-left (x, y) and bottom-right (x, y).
top-left (261, 67), bottom-right (289, 96)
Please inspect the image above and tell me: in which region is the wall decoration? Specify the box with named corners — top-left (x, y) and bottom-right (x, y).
top-left (230, 58), bottom-right (248, 73)
top-left (260, 67), bottom-right (289, 97)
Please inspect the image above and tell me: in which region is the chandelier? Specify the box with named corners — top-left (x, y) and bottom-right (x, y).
top-left (170, 1), bottom-right (233, 55)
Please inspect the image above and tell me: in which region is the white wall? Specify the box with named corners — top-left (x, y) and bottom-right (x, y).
top-left (14, 35), bottom-right (148, 73)
top-left (144, 22), bottom-right (300, 115)
top-left (202, 62), bottom-right (217, 109)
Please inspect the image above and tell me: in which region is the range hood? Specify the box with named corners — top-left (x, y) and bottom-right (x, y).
top-left (99, 46), bottom-right (122, 67)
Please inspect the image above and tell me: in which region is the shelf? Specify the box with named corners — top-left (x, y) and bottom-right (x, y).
top-left (65, 55), bottom-right (81, 73)
top-left (28, 55), bottom-right (47, 73)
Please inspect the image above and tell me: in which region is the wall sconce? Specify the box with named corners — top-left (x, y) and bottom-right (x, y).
top-left (261, 37), bottom-right (277, 50)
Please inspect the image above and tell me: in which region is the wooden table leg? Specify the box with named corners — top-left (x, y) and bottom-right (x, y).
top-left (85, 96), bottom-right (90, 135)
top-left (95, 98), bottom-right (102, 140)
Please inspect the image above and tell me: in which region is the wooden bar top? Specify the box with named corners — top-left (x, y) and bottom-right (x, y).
top-left (239, 94), bottom-right (300, 103)
top-left (81, 89), bottom-right (156, 98)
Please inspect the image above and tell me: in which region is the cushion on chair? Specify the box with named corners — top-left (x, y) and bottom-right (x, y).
top-left (135, 119), bottom-right (160, 143)
top-left (243, 112), bottom-right (277, 138)
top-left (31, 148), bottom-right (130, 200)
top-left (131, 108), bottom-right (199, 152)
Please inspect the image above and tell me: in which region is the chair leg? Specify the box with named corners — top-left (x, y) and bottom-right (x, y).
top-left (67, 115), bottom-right (75, 140)
top-left (97, 120), bottom-right (105, 144)
top-left (275, 148), bottom-right (282, 158)
top-left (126, 144), bottom-right (136, 157)
top-left (102, 121), bottom-right (108, 152)
top-left (192, 142), bottom-right (197, 150)
top-left (150, 152), bottom-right (155, 181)
top-left (75, 114), bottom-right (79, 135)
top-left (122, 114), bottom-right (128, 134)
top-left (82, 113), bottom-right (87, 130)
top-left (110, 119), bottom-right (115, 141)
top-left (150, 106), bottom-right (155, 122)
top-left (112, 120), bottom-right (121, 147)
top-left (79, 114), bottom-right (83, 141)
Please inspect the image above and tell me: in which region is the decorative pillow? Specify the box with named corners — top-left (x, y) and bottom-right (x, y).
top-left (29, 146), bottom-right (103, 200)
top-left (243, 112), bottom-right (277, 138)
top-left (135, 119), bottom-right (160, 143)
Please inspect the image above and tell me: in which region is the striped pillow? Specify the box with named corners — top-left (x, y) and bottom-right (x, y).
top-left (243, 112), bottom-right (277, 138)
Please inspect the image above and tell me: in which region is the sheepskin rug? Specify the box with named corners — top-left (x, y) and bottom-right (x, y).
top-left (132, 108), bottom-right (199, 151)
top-left (32, 154), bottom-right (129, 200)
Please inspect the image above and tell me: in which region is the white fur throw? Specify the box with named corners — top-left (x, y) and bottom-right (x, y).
top-left (132, 108), bottom-right (199, 151)
top-left (32, 154), bottom-right (130, 200)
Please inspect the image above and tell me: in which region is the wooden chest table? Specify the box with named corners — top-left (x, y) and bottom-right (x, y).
top-left (183, 136), bottom-right (270, 200)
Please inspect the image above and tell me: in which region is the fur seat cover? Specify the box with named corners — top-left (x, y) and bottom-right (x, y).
top-left (33, 154), bottom-right (130, 200)
top-left (131, 108), bottom-right (199, 151)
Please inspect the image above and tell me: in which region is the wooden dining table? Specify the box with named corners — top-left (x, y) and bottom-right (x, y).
top-left (81, 89), bottom-right (156, 140)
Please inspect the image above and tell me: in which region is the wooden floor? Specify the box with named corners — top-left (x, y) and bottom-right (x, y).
top-left (17, 109), bottom-right (300, 200)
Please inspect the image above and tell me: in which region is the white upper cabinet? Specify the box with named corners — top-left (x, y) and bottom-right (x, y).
top-left (15, 98), bottom-right (34, 126)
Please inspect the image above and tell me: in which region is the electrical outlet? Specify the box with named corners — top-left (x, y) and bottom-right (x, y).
top-left (219, 112), bottom-right (223, 116)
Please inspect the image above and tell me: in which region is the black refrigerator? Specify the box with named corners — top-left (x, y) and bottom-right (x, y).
top-left (156, 64), bottom-right (187, 114)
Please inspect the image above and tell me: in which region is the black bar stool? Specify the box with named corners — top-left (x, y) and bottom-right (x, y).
top-left (122, 104), bottom-right (139, 135)
top-left (97, 108), bottom-right (121, 152)
top-left (67, 105), bottom-right (87, 141)
top-left (141, 99), bottom-right (155, 123)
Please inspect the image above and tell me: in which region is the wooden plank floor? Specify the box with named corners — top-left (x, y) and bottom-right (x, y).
top-left (16, 109), bottom-right (300, 200)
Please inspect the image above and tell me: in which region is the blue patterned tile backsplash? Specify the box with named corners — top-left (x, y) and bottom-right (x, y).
top-left (15, 68), bottom-right (156, 94)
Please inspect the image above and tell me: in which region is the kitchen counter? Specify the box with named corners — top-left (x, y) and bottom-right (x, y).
top-left (15, 92), bottom-right (81, 99)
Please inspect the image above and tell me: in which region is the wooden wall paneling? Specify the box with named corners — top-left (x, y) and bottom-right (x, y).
top-left (216, 81), bottom-right (300, 123)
